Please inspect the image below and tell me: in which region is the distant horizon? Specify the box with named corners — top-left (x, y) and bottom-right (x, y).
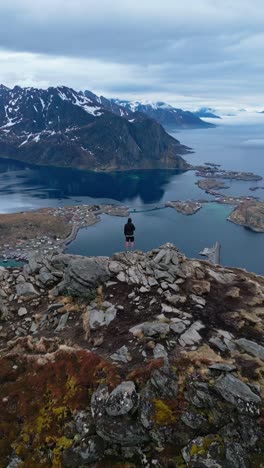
top-left (1, 82), bottom-right (264, 114)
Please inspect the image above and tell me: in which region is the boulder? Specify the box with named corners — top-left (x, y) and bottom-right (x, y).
top-left (153, 343), bottom-right (168, 359)
top-left (111, 345), bottom-right (132, 363)
top-left (61, 256), bottom-right (110, 297)
top-left (105, 381), bottom-right (139, 416)
top-left (214, 374), bottom-right (261, 414)
top-left (16, 282), bottom-right (39, 297)
top-left (182, 434), bottom-right (225, 466)
top-left (179, 321), bottom-right (205, 347)
top-left (18, 307), bottom-right (27, 317)
top-left (63, 436), bottom-right (105, 467)
top-left (130, 321), bottom-right (170, 337)
top-left (236, 338), bottom-right (264, 360)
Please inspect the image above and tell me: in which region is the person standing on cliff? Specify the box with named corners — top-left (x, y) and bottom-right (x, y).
top-left (124, 217), bottom-right (136, 249)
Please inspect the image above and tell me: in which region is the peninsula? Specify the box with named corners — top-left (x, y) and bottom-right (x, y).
top-left (0, 205), bottom-right (129, 261)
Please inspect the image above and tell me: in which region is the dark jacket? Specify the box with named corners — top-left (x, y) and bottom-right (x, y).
top-left (124, 221), bottom-right (135, 236)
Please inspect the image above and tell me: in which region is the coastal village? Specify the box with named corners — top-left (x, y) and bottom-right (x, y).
top-left (0, 204), bottom-right (129, 263)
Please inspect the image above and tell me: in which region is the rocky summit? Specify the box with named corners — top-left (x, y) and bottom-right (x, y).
top-left (0, 244), bottom-right (264, 467)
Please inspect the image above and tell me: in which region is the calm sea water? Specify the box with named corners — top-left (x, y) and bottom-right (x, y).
top-left (0, 119), bottom-right (263, 274)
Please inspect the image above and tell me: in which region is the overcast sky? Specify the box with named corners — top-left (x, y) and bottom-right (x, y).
top-left (0, 0), bottom-right (264, 110)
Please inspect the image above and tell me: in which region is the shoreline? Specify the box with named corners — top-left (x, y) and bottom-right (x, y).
top-left (0, 204), bottom-right (129, 263)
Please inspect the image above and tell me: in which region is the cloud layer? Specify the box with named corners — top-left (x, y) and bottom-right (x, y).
top-left (0, 0), bottom-right (264, 109)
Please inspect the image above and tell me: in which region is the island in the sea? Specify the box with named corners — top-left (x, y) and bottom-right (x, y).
top-left (195, 168), bottom-right (262, 182)
top-left (228, 200), bottom-right (264, 232)
top-left (165, 200), bottom-right (202, 215)
top-left (196, 178), bottom-right (230, 191)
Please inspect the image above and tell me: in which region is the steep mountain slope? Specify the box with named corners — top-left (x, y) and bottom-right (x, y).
top-left (0, 243), bottom-right (264, 466)
top-left (109, 98), bottom-right (215, 128)
top-left (0, 85), bottom-right (189, 171)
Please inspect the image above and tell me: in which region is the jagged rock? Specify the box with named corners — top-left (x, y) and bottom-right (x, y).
top-left (150, 366), bottom-right (178, 398)
top-left (226, 287), bottom-right (240, 298)
top-left (166, 294), bottom-right (186, 305)
top-left (111, 345), bottom-right (132, 363)
top-left (16, 282), bottom-right (39, 297)
top-left (182, 434), bottom-right (225, 466)
top-left (148, 277), bottom-right (158, 287)
top-left (209, 337), bottom-right (227, 352)
top-left (179, 321), bottom-right (205, 346)
top-left (236, 338), bottom-right (264, 360)
top-left (186, 383), bottom-right (214, 412)
top-left (89, 309), bottom-right (105, 329)
top-left (168, 283), bottom-right (180, 293)
top-left (6, 456), bottom-right (22, 468)
top-left (0, 267), bottom-right (9, 282)
top-left (55, 312), bottom-right (69, 331)
top-left (108, 261), bottom-right (123, 274)
top-left (190, 294), bottom-right (206, 306)
top-left (96, 418), bottom-right (149, 445)
top-left (88, 305), bottom-right (117, 330)
top-left (209, 363), bottom-right (236, 372)
top-left (170, 322), bottom-right (187, 334)
top-left (153, 343), bottom-right (168, 359)
top-left (47, 303), bottom-right (64, 312)
top-left (181, 411), bottom-right (207, 429)
top-left (16, 274), bottom-right (26, 284)
top-left (191, 280), bottom-right (211, 295)
top-left (105, 381), bottom-right (139, 416)
top-left (130, 322), bottom-right (170, 337)
top-left (214, 374), bottom-right (261, 414)
top-left (37, 269), bottom-right (55, 286)
top-left (63, 436), bottom-right (105, 467)
top-left (91, 385), bottom-right (109, 419)
top-left (59, 256), bottom-right (110, 297)
top-left (225, 441), bottom-right (249, 468)
top-left (104, 306), bottom-right (117, 325)
top-left (139, 286), bottom-right (149, 293)
top-left (153, 249), bottom-right (167, 263)
top-left (0, 288), bottom-right (8, 298)
top-left (207, 268), bottom-right (237, 284)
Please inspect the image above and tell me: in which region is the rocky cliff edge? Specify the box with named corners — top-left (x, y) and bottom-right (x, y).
top-left (0, 244), bottom-right (264, 467)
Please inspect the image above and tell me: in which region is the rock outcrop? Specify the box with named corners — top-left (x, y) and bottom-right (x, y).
top-left (0, 244), bottom-right (264, 467)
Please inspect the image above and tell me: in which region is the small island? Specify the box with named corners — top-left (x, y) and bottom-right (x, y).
top-left (165, 200), bottom-right (202, 215)
top-left (228, 200), bottom-right (264, 232)
top-left (195, 168), bottom-right (262, 182)
top-left (196, 178), bottom-right (229, 191)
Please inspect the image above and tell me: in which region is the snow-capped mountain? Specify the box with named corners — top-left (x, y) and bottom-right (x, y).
top-left (193, 107), bottom-right (221, 119)
top-left (0, 85), bottom-right (105, 134)
top-left (0, 85), bottom-right (189, 171)
top-left (108, 99), bottom-right (215, 128)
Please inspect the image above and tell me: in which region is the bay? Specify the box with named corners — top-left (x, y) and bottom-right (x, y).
top-left (0, 120), bottom-right (263, 274)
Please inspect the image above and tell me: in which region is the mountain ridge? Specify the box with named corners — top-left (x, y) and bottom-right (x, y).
top-left (0, 85), bottom-right (189, 171)
top-left (108, 98), bottom-right (216, 128)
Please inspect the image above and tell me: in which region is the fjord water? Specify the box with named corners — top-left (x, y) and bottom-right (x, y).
top-left (0, 120), bottom-right (263, 274)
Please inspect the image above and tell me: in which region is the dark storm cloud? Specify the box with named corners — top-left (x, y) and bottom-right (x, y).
top-left (0, 0), bottom-right (264, 108)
